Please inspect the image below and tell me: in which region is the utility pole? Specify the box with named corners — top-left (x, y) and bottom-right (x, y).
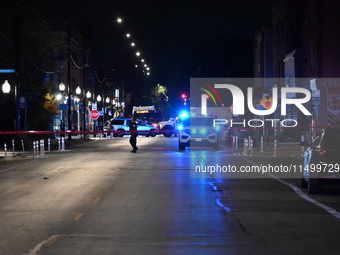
top-left (15, 0), bottom-right (21, 131)
top-left (67, 23), bottom-right (72, 140)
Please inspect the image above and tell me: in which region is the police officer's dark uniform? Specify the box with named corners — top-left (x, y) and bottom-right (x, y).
top-left (129, 117), bottom-right (138, 152)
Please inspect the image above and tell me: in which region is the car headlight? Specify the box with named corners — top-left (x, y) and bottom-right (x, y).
top-left (200, 129), bottom-right (208, 135)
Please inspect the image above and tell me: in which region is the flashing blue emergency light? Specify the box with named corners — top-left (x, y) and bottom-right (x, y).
top-left (179, 111), bottom-right (189, 118)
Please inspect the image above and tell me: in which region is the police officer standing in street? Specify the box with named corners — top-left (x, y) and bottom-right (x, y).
top-left (129, 116), bottom-right (138, 153)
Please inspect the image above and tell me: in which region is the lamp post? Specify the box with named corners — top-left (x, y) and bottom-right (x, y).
top-left (75, 86), bottom-right (81, 132)
top-left (85, 91), bottom-right (92, 135)
top-left (15, 1), bottom-right (21, 131)
top-left (58, 83), bottom-right (66, 135)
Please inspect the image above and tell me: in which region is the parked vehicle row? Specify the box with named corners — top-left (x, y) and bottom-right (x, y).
top-left (103, 118), bottom-right (157, 137)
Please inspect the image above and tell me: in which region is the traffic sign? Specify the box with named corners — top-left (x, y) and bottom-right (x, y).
top-left (90, 110), bottom-right (100, 119)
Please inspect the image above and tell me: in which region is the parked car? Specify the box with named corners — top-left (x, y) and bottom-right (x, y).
top-left (300, 128), bottom-right (340, 194)
top-left (110, 118), bottom-right (157, 137)
top-left (178, 116), bottom-right (219, 150)
top-left (158, 118), bottom-right (177, 137)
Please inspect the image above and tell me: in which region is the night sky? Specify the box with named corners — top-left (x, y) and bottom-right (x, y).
top-left (111, 0), bottom-right (274, 92)
top-left (2, 0), bottom-right (274, 103)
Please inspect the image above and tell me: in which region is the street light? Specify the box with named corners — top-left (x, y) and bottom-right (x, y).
top-left (2, 80), bottom-right (10, 93)
top-left (76, 86), bottom-right (81, 95)
top-left (59, 82), bottom-right (66, 92)
top-left (86, 91), bottom-right (91, 99)
top-left (74, 86), bottom-right (82, 131)
top-left (97, 95), bottom-right (102, 102)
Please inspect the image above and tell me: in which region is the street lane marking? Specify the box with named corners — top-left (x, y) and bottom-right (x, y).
top-left (42, 236), bottom-right (58, 248)
top-left (0, 159), bottom-right (39, 174)
top-left (73, 213), bottom-right (85, 221)
top-left (241, 156), bottom-right (340, 220)
top-left (92, 197), bottom-right (101, 204)
top-left (22, 235), bottom-right (60, 255)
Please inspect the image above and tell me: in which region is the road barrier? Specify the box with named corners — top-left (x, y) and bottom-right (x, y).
top-left (12, 139), bottom-right (15, 156)
top-left (21, 139), bottom-right (25, 152)
top-left (33, 141), bottom-right (38, 158)
top-left (243, 138), bottom-right (248, 156)
top-left (273, 139), bottom-right (277, 157)
top-left (4, 143), bottom-right (8, 160)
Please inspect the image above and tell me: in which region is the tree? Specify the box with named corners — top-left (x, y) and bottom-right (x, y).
top-left (0, 4), bottom-right (66, 131)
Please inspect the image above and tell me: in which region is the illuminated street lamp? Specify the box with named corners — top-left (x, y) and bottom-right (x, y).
top-left (2, 80), bottom-right (11, 93)
top-left (136, 51), bottom-right (141, 57)
top-left (76, 86), bottom-right (81, 95)
top-left (117, 17), bottom-right (123, 23)
top-left (86, 91), bottom-right (91, 99)
top-left (97, 95), bottom-right (102, 102)
top-left (59, 82), bottom-right (66, 92)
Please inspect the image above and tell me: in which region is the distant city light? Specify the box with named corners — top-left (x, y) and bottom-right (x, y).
top-left (117, 18), bottom-right (122, 23)
top-left (131, 42), bottom-right (135, 47)
top-left (136, 52), bottom-right (141, 56)
top-left (126, 33), bottom-right (131, 38)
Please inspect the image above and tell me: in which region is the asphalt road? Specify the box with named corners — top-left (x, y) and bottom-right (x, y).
top-left (1, 136), bottom-right (340, 254)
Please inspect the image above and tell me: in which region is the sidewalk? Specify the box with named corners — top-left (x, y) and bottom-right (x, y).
top-left (0, 137), bottom-right (95, 161)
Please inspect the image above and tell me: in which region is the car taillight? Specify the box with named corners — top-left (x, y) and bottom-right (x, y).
top-left (319, 148), bottom-right (327, 162)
